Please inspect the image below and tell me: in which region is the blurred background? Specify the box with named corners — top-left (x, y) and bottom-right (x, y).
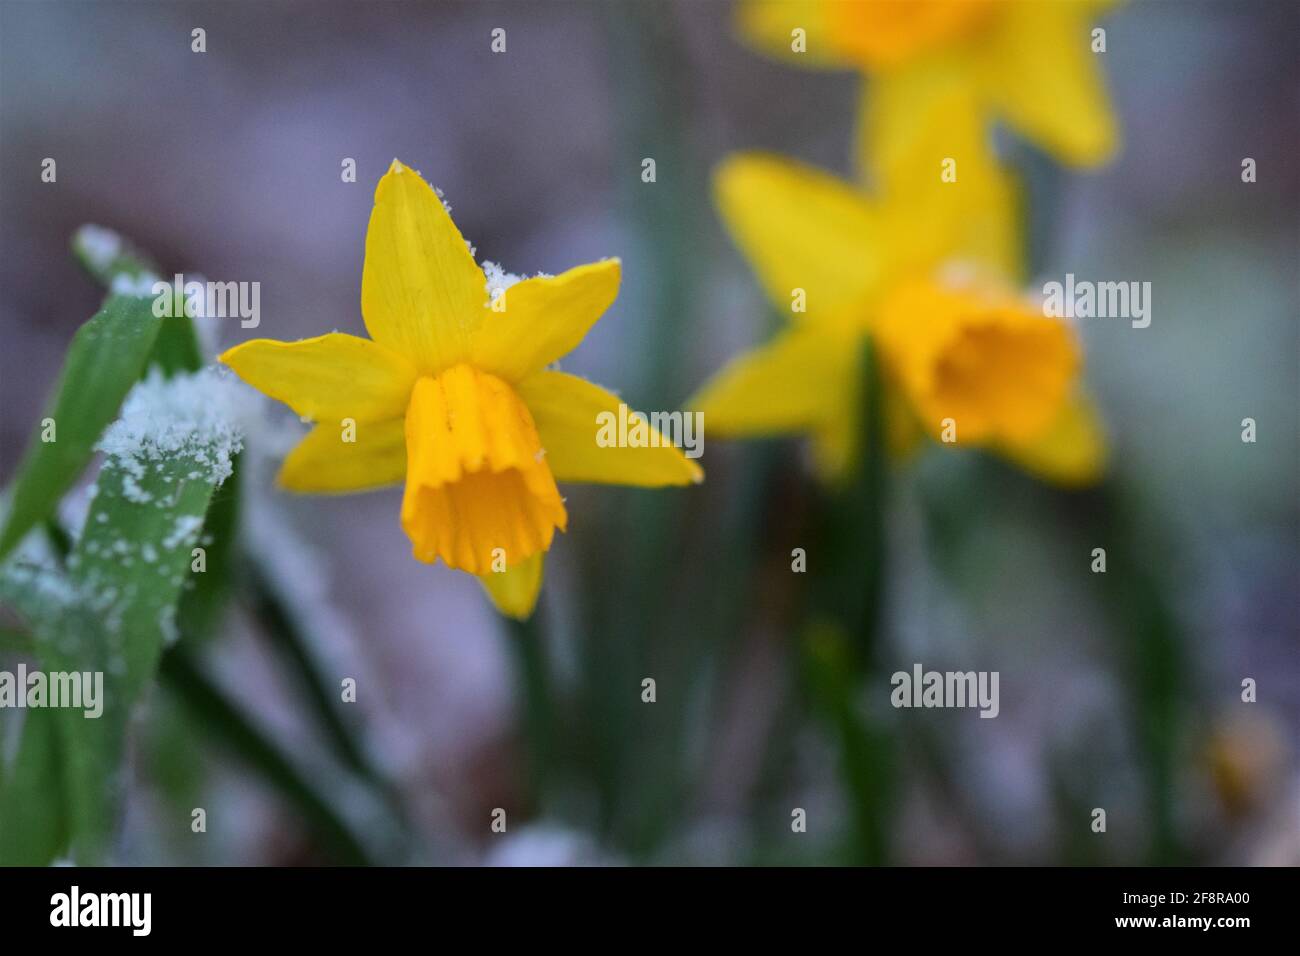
top-left (0, 0), bottom-right (1296, 865)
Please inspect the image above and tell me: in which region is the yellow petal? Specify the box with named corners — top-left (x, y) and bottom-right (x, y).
top-left (479, 551), bottom-right (545, 620)
top-left (689, 324), bottom-right (859, 437)
top-left (517, 371), bottom-right (703, 487)
top-left (715, 153), bottom-right (886, 322)
top-left (278, 417), bottom-right (406, 493)
top-left (973, 0), bottom-right (1118, 167)
top-left (220, 333), bottom-right (415, 424)
top-left (471, 260), bottom-right (621, 383)
top-left (361, 159), bottom-right (487, 373)
top-left (996, 391), bottom-right (1108, 487)
top-left (862, 68), bottom-right (1023, 281)
top-left (735, 0), bottom-right (843, 68)
top-left (401, 367), bottom-right (566, 574)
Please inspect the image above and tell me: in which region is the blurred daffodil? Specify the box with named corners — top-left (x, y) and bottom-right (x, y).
top-left (739, 0), bottom-right (1118, 171)
top-left (222, 160), bottom-right (701, 619)
top-left (689, 98), bottom-right (1106, 485)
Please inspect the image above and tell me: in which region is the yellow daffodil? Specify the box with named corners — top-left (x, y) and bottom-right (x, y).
top-left (222, 160), bottom-right (701, 619)
top-left (738, 0), bottom-right (1118, 171)
top-left (689, 95), bottom-right (1106, 485)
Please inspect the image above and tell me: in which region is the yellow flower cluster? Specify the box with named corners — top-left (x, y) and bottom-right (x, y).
top-left (691, 0), bottom-right (1117, 484)
top-left (222, 4), bottom-right (1120, 619)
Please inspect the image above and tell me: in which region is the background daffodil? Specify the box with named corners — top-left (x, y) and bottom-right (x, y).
top-left (738, 0), bottom-right (1119, 171)
top-left (222, 160), bottom-right (701, 619)
top-left (689, 97), bottom-right (1106, 485)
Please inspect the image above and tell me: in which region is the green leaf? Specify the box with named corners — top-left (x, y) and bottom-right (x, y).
top-left (71, 437), bottom-right (220, 699)
top-left (0, 295), bottom-right (162, 560)
top-left (148, 315), bottom-right (204, 376)
top-left (0, 367), bottom-right (242, 862)
top-left (160, 648), bottom-right (375, 865)
top-left (71, 224), bottom-right (157, 287)
top-left (176, 455), bottom-right (242, 642)
top-left (72, 224), bottom-right (204, 377)
top-left (0, 708), bottom-right (69, 865)
top-left (54, 369), bottom-right (241, 859)
top-left (0, 561), bottom-right (103, 863)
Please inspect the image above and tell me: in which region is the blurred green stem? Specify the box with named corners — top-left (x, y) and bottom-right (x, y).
top-left (810, 336), bottom-right (895, 865)
top-left (5, 601), bottom-right (392, 864)
top-left (246, 562), bottom-right (411, 833)
top-left (506, 612), bottom-right (554, 812)
top-left (917, 467), bottom-right (1191, 863)
top-left (593, 2), bottom-right (705, 856)
top-left (1085, 480), bottom-right (1189, 864)
top-left (159, 646), bottom-right (374, 865)
top-left (247, 566), bottom-right (368, 777)
top-left (850, 339), bottom-right (887, 662)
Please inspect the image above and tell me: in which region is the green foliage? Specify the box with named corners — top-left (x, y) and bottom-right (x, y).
top-left (0, 224), bottom-right (231, 861)
top-left (0, 226), bottom-right (397, 865)
top-left (0, 402), bottom-right (226, 862)
top-left (0, 709), bottom-right (68, 865)
top-left (0, 294), bottom-right (162, 560)
top-left (71, 223), bottom-right (157, 287)
top-left (0, 563), bottom-right (105, 862)
top-left (73, 435), bottom-right (222, 696)
top-left (176, 456), bottom-right (241, 642)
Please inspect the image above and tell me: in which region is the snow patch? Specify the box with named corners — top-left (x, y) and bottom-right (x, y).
top-left (163, 514), bottom-right (205, 551)
top-left (96, 367), bottom-right (260, 497)
top-left (110, 271), bottom-right (162, 298)
top-left (482, 260), bottom-right (524, 306)
top-left (74, 224), bottom-right (122, 272)
top-left (433, 185), bottom-right (453, 215)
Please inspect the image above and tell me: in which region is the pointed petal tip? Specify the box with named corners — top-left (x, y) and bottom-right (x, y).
top-left (597, 256), bottom-right (622, 282)
top-left (216, 340), bottom-right (255, 369)
top-left (712, 150), bottom-right (779, 187)
top-left (495, 601), bottom-right (536, 622)
top-left (478, 553), bottom-right (546, 620)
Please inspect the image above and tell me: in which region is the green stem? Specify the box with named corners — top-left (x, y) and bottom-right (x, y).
top-left (589, 2), bottom-right (706, 856)
top-left (505, 612), bottom-right (554, 813)
top-left (847, 338), bottom-right (894, 865)
top-left (852, 337), bottom-right (888, 661)
top-left (810, 336), bottom-right (895, 865)
top-left (159, 647), bottom-right (374, 865)
top-left (246, 563), bottom-right (410, 830)
top-left (1084, 480), bottom-right (1189, 864)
